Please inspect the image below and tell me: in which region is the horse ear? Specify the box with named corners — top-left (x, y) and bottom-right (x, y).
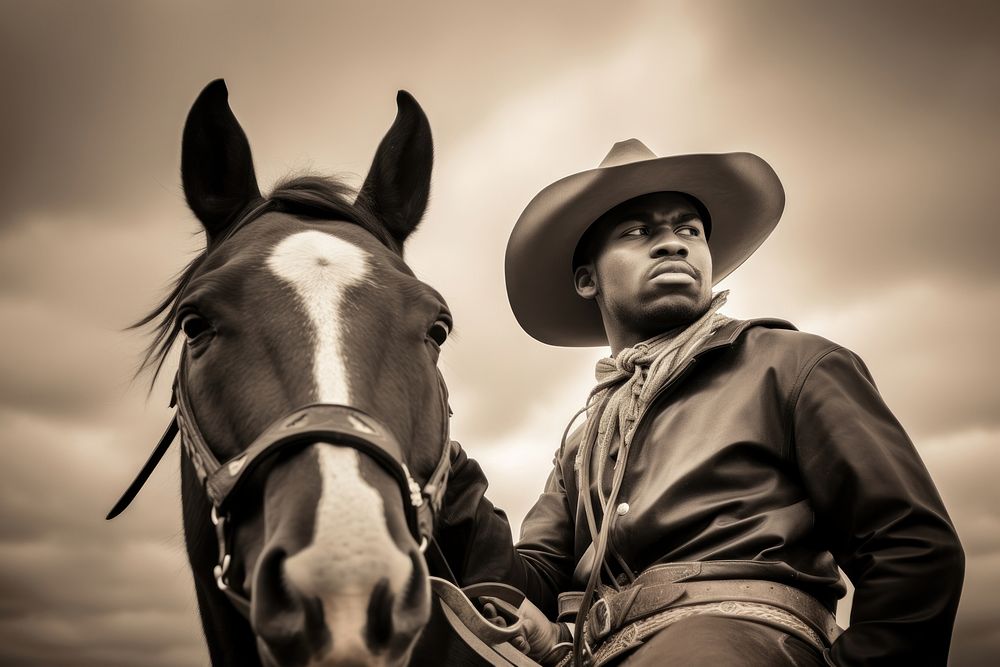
top-left (357, 91), bottom-right (433, 249)
top-left (181, 79), bottom-right (262, 241)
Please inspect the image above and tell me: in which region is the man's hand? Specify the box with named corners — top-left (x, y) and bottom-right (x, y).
top-left (480, 596), bottom-right (570, 665)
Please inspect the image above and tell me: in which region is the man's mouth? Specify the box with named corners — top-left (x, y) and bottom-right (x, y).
top-left (648, 261), bottom-right (698, 281)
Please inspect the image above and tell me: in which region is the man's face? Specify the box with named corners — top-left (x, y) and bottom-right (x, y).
top-left (575, 191), bottom-right (714, 344)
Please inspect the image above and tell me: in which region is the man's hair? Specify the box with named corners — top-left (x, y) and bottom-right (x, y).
top-left (571, 191), bottom-right (712, 270)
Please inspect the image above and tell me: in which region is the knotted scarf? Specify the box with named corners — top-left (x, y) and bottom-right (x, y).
top-left (575, 290), bottom-right (732, 490)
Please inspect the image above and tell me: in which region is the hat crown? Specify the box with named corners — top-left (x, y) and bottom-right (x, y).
top-left (599, 138), bottom-right (658, 168)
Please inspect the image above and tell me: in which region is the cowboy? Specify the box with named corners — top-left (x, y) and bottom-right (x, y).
top-left (436, 140), bottom-right (965, 666)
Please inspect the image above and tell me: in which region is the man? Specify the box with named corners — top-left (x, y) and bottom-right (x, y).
top-left (436, 140), bottom-right (964, 666)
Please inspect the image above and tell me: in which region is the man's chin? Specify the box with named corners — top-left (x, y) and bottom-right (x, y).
top-left (644, 295), bottom-right (712, 329)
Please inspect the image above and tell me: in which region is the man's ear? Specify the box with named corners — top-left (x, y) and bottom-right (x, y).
top-left (574, 264), bottom-right (599, 300)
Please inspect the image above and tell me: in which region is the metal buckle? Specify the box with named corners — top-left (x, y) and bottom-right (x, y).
top-left (214, 554), bottom-right (231, 591)
top-left (211, 506), bottom-right (231, 591)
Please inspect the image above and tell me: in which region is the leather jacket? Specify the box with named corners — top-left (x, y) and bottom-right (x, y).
top-left (437, 319), bottom-right (964, 666)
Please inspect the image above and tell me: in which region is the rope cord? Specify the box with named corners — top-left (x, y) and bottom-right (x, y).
top-left (566, 291), bottom-right (732, 664)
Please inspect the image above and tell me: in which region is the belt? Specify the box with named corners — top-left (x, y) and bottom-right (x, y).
top-left (557, 565), bottom-right (842, 667)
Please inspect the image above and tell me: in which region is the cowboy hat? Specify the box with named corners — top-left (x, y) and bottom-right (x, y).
top-left (504, 139), bottom-right (785, 346)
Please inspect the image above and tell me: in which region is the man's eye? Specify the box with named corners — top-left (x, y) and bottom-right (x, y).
top-left (622, 226), bottom-right (648, 238)
top-left (677, 226), bottom-right (700, 237)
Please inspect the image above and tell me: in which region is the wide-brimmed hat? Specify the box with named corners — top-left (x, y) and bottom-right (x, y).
top-left (505, 139), bottom-right (785, 347)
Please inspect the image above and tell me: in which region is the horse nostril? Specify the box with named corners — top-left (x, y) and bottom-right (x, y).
top-left (255, 547), bottom-right (298, 624)
top-left (366, 549), bottom-right (431, 656)
top-left (366, 577), bottom-right (395, 650)
top-left (252, 546), bottom-right (329, 665)
top-left (400, 548), bottom-right (429, 615)
top-left (397, 548), bottom-right (433, 638)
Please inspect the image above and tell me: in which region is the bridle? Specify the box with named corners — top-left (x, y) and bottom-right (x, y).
top-left (106, 196), bottom-right (457, 616)
top-left (108, 349), bottom-right (455, 617)
top-left (107, 203), bottom-right (526, 654)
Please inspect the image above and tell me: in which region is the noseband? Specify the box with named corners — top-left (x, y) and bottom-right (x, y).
top-left (107, 350), bottom-right (455, 617)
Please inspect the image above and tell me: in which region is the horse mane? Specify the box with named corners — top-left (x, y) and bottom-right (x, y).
top-left (132, 174), bottom-right (395, 387)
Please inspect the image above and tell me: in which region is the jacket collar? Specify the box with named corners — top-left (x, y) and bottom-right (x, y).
top-left (693, 317), bottom-right (797, 359)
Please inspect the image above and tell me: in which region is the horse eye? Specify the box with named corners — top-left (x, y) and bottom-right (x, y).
top-left (180, 313), bottom-right (212, 342)
top-left (427, 319), bottom-right (451, 347)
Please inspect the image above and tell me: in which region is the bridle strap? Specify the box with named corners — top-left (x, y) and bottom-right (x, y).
top-left (198, 401), bottom-right (425, 533)
top-left (108, 351), bottom-right (457, 613)
top-left (173, 361), bottom-right (223, 491)
top-left (105, 416), bottom-right (179, 520)
top-left (418, 369), bottom-right (456, 539)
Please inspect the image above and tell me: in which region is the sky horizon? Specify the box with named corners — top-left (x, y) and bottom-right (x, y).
top-left (1, 1), bottom-right (998, 665)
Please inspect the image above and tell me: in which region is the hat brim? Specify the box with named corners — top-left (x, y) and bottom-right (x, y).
top-left (505, 152), bottom-right (785, 347)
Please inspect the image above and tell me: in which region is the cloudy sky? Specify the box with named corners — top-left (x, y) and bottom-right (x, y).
top-left (1, 1), bottom-right (998, 665)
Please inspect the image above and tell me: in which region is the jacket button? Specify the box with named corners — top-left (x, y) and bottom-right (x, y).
top-left (616, 502), bottom-right (630, 516)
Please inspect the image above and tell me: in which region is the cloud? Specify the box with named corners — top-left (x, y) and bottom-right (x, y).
top-left (920, 428), bottom-right (1000, 558)
top-left (0, 406), bottom-right (179, 540)
top-left (458, 366), bottom-right (600, 539)
top-left (0, 297), bottom-right (141, 418)
top-left (951, 551), bottom-right (1000, 667)
top-left (914, 427), bottom-right (1000, 665)
top-left (0, 406), bottom-right (206, 666)
top-left (2, 1), bottom-right (999, 664)
top-left (722, 277), bottom-right (1000, 439)
top-left (0, 211), bottom-right (200, 422)
top-left (0, 212), bottom-right (201, 318)
top-left (399, 2), bottom-right (1000, 449)
top-left (0, 0), bottom-right (647, 226)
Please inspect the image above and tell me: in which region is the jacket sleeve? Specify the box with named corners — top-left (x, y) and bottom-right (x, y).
top-left (435, 443), bottom-right (576, 617)
top-left (792, 346), bottom-right (965, 666)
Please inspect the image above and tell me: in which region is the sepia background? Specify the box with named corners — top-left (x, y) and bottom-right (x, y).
top-left (1, 1), bottom-right (998, 664)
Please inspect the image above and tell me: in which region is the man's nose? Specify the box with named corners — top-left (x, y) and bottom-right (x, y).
top-left (649, 232), bottom-right (688, 258)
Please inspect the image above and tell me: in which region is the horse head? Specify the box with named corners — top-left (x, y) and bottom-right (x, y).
top-left (139, 80), bottom-right (451, 666)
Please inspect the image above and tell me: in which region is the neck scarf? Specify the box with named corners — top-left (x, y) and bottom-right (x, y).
top-left (575, 291), bottom-right (732, 480)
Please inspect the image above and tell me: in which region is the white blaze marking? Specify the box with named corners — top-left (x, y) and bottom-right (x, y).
top-left (267, 230), bottom-right (412, 659)
top-left (284, 447), bottom-right (411, 658)
top-left (266, 230), bottom-right (370, 404)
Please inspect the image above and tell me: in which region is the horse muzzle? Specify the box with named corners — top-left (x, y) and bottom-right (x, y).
top-left (251, 443), bottom-right (432, 666)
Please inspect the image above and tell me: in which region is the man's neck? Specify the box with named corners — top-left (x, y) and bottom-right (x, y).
top-left (606, 324), bottom-right (684, 356)
top-left (602, 300), bottom-right (725, 355)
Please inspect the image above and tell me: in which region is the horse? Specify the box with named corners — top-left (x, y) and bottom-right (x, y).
top-left (104, 78), bottom-right (474, 667)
